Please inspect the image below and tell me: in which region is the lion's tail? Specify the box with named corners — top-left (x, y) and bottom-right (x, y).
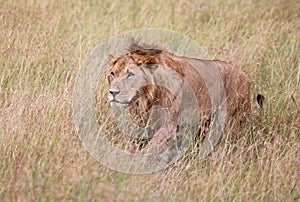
top-left (257, 94), bottom-right (265, 116)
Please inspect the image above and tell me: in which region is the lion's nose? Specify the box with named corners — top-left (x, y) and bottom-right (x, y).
top-left (109, 89), bottom-right (120, 97)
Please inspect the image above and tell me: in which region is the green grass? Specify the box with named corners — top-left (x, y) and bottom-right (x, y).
top-left (0, 0), bottom-right (299, 201)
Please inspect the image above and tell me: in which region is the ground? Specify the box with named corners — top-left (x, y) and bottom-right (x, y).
top-left (0, 0), bottom-right (299, 201)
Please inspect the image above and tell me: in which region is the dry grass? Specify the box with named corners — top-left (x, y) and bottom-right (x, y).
top-left (0, 0), bottom-right (299, 201)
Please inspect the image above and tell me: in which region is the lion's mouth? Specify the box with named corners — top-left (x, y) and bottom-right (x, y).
top-left (110, 100), bottom-right (131, 106)
top-left (110, 95), bottom-right (138, 107)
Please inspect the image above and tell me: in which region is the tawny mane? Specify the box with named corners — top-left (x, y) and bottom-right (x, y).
top-left (122, 42), bottom-right (185, 76)
top-left (127, 41), bottom-right (165, 53)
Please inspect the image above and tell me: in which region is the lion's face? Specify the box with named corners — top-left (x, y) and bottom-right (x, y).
top-left (107, 54), bottom-right (158, 107)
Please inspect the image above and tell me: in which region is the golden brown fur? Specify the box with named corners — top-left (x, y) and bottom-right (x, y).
top-left (107, 43), bottom-right (251, 156)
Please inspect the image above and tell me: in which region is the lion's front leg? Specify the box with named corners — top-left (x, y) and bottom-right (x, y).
top-left (141, 122), bottom-right (178, 153)
top-left (138, 105), bottom-right (177, 153)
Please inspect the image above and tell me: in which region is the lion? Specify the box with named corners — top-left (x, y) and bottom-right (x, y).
top-left (107, 42), bottom-right (263, 158)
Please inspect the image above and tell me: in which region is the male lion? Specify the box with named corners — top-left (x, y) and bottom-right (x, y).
top-left (107, 42), bottom-right (259, 158)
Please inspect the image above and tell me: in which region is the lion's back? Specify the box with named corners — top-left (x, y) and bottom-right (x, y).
top-left (179, 57), bottom-right (251, 119)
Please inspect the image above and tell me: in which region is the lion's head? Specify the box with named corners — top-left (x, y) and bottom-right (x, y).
top-left (107, 44), bottom-right (186, 127)
top-left (107, 52), bottom-right (159, 107)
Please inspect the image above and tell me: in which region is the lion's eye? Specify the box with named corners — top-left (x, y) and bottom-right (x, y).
top-left (127, 72), bottom-right (135, 79)
top-left (110, 72), bottom-right (115, 78)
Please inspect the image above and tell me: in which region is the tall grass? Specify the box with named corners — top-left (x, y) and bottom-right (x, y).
top-left (0, 0), bottom-right (299, 201)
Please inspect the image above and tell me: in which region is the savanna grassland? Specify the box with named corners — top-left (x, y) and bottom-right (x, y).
top-left (0, 0), bottom-right (299, 201)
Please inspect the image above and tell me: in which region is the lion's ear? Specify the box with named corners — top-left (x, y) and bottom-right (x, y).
top-left (108, 54), bottom-right (114, 61)
top-left (145, 56), bottom-right (159, 64)
top-left (140, 56), bottom-right (159, 71)
top-left (108, 54), bottom-right (115, 64)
